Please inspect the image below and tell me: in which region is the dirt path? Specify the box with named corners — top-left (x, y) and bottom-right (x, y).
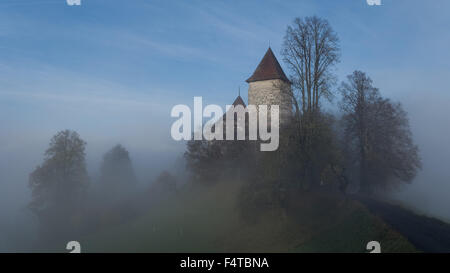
top-left (355, 196), bottom-right (450, 253)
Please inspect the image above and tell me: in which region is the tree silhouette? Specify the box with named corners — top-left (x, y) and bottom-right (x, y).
top-left (29, 130), bottom-right (89, 237)
top-left (339, 71), bottom-right (421, 193)
top-left (99, 144), bottom-right (137, 201)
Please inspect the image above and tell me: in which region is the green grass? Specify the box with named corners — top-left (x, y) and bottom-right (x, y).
top-left (83, 181), bottom-right (418, 253)
top-left (84, 180), bottom-right (242, 252)
top-left (293, 205), bottom-right (418, 253)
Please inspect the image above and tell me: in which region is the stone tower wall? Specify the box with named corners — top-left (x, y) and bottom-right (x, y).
top-left (248, 79), bottom-right (292, 124)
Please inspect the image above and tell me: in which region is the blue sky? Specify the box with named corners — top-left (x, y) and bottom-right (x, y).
top-left (1, 0), bottom-right (449, 116)
top-left (1, 0), bottom-right (450, 220)
top-left (1, 0), bottom-right (449, 120)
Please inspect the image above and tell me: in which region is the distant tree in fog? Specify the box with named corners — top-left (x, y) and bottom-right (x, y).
top-left (29, 130), bottom-right (89, 234)
top-left (184, 137), bottom-right (254, 183)
top-left (151, 171), bottom-right (177, 194)
top-left (100, 144), bottom-right (137, 198)
top-left (339, 71), bottom-right (421, 194)
top-left (184, 139), bottom-right (222, 182)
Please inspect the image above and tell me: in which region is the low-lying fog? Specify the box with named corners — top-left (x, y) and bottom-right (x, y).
top-left (387, 86), bottom-right (450, 222)
top-left (1, 84), bottom-right (450, 251)
top-left (1, 0), bottom-right (450, 252)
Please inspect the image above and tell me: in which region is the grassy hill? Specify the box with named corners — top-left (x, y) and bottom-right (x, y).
top-left (83, 180), bottom-right (417, 253)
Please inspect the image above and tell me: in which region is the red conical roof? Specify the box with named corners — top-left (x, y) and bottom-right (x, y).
top-left (246, 47), bottom-right (290, 83)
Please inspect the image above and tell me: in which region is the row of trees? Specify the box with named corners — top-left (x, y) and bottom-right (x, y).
top-left (185, 16), bottom-right (421, 198)
top-left (29, 130), bottom-right (138, 240)
top-left (280, 15), bottom-right (420, 194)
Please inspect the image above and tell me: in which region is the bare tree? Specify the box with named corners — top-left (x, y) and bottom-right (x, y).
top-left (339, 71), bottom-right (421, 194)
top-left (278, 16), bottom-right (340, 190)
top-left (281, 16), bottom-right (340, 116)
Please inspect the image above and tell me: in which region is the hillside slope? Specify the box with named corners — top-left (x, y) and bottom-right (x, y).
top-left (84, 181), bottom-right (417, 253)
top-left (357, 196), bottom-right (450, 253)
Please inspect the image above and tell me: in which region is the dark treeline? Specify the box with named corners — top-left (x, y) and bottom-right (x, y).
top-left (27, 130), bottom-right (177, 247)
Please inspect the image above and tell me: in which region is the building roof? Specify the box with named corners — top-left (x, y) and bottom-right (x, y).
top-left (246, 47), bottom-right (291, 83)
top-left (211, 96), bottom-right (247, 134)
top-left (217, 96), bottom-right (247, 124)
top-left (231, 95), bottom-right (246, 107)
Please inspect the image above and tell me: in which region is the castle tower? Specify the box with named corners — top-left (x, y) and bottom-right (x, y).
top-left (246, 47), bottom-right (292, 124)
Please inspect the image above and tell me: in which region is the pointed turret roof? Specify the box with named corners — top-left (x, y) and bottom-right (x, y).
top-left (231, 95), bottom-right (246, 107)
top-left (246, 47), bottom-right (290, 83)
top-left (221, 95), bottom-right (246, 121)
